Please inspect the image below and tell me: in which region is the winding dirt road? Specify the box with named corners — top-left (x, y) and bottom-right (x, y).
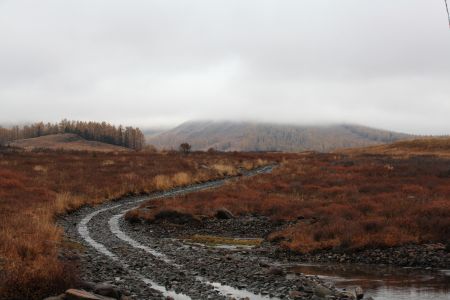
top-left (62, 166), bottom-right (310, 299)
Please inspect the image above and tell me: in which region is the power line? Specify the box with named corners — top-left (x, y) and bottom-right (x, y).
top-left (445, 0), bottom-right (450, 28)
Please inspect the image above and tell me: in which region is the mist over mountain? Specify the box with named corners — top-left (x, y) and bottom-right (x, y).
top-left (147, 121), bottom-right (413, 152)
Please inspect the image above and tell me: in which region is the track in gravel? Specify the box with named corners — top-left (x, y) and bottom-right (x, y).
top-left (71, 166), bottom-right (280, 299)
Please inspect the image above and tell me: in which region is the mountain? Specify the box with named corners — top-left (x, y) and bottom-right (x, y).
top-left (9, 133), bottom-right (131, 152)
top-left (147, 121), bottom-right (413, 152)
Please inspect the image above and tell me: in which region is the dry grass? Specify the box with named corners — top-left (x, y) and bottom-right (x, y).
top-left (186, 234), bottom-right (262, 247)
top-left (341, 137), bottom-right (450, 158)
top-left (101, 160), bottom-right (115, 166)
top-left (131, 150), bottom-right (450, 254)
top-left (242, 158), bottom-right (269, 170)
top-left (0, 148), bottom-right (274, 300)
top-left (171, 172), bottom-right (191, 186)
top-left (9, 133), bottom-right (130, 153)
top-left (33, 165), bottom-right (48, 173)
top-left (212, 164), bottom-right (237, 176)
top-left (153, 175), bottom-right (173, 190)
top-left (153, 172), bottom-right (192, 190)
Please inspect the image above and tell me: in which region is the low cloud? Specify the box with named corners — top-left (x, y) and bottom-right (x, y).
top-left (0, 0), bottom-right (449, 134)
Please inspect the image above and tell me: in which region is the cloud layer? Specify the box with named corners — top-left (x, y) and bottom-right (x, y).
top-left (1, 0), bottom-right (450, 134)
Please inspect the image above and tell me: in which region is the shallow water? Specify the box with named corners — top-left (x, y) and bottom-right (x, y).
top-left (289, 263), bottom-right (450, 300)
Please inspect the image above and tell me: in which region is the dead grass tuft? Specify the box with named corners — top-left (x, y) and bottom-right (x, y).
top-left (33, 165), bottom-right (48, 173)
top-left (101, 160), bottom-right (115, 166)
top-left (212, 164), bottom-right (237, 176)
top-left (154, 175), bottom-right (172, 190)
top-left (172, 172), bottom-right (191, 186)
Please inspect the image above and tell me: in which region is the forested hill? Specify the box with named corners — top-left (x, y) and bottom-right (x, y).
top-left (0, 120), bottom-right (145, 150)
top-left (147, 121), bottom-right (413, 152)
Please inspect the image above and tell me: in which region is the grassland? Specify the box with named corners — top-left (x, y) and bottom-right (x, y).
top-left (8, 133), bottom-right (131, 152)
top-left (0, 147), bottom-right (273, 300)
top-left (130, 138), bottom-right (450, 254)
top-left (2, 137), bottom-right (448, 299)
top-left (341, 136), bottom-right (450, 158)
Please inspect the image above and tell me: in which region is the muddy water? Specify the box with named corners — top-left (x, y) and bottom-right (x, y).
top-left (289, 264), bottom-right (450, 300)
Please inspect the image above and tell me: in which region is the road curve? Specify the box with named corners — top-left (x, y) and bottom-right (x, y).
top-left (65, 166), bottom-right (280, 299)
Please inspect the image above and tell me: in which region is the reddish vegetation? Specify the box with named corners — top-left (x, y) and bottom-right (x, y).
top-left (2, 137), bottom-right (449, 299)
top-left (342, 137), bottom-right (450, 158)
top-left (132, 151), bottom-right (450, 254)
top-left (0, 148), bottom-right (272, 300)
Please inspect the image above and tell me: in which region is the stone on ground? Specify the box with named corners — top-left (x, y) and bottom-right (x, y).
top-left (215, 208), bottom-right (234, 219)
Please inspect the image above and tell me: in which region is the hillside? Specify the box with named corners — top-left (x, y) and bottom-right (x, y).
top-left (147, 121), bottom-right (413, 152)
top-left (343, 136), bottom-right (450, 157)
top-left (9, 133), bottom-right (131, 152)
top-left (0, 120), bottom-right (144, 150)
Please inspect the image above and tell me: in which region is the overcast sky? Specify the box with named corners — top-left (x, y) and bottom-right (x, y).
top-left (1, 1), bottom-right (449, 134)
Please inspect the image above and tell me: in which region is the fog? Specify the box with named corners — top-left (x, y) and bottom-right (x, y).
top-left (1, 0), bottom-right (450, 134)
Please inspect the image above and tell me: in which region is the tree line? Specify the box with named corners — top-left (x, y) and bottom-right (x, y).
top-left (0, 120), bottom-right (145, 150)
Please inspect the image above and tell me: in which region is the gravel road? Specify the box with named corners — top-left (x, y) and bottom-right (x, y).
top-left (61, 166), bottom-right (337, 299)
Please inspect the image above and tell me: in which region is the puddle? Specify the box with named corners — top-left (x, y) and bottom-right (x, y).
top-left (213, 244), bottom-right (255, 250)
top-left (289, 263), bottom-right (450, 300)
top-left (109, 212), bottom-right (275, 299)
top-left (196, 277), bottom-right (278, 299)
top-left (79, 206), bottom-right (191, 299)
top-left (184, 241), bottom-right (256, 251)
top-left (109, 211), bottom-right (173, 264)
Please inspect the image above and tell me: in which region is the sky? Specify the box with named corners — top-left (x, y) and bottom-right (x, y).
top-left (1, 0), bottom-right (450, 135)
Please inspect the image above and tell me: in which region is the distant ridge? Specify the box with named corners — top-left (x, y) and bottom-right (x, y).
top-left (147, 121), bottom-right (413, 152)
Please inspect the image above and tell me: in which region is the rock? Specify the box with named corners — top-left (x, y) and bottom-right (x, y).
top-left (313, 285), bottom-right (334, 298)
top-left (65, 289), bottom-right (101, 300)
top-left (215, 208), bottom-right (234, 219)
top-left (65, 289), bottom-right (117, 300)
top-left (354, 286), bottom-right (364, 299)
top-left (153, 210), bottom-right (201, 225)
top-left (267, 266), bottom-right (285, 276)
top-left (43, 294), bottom-right (66, 300)
top-left (339, 290), bottom-right (356, 299)
top-left (78, 281), bottom-right (96, 291)
top-left (94, 283), bottom-right (121, 299)
top-left (289, 290), bottom-right (307, 299)
top-left (259, 261), bottom-right (270, 268)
